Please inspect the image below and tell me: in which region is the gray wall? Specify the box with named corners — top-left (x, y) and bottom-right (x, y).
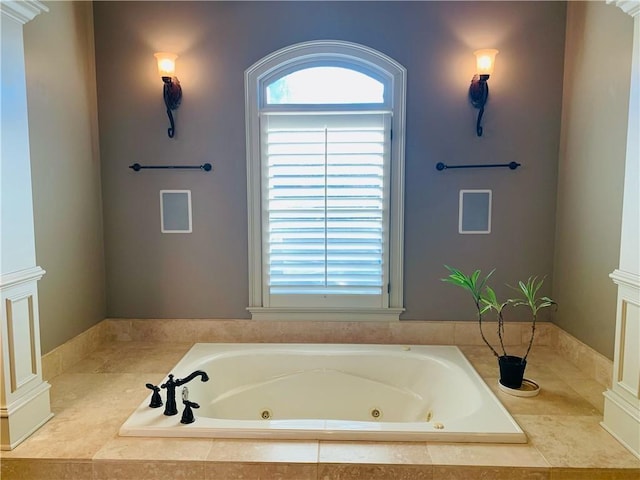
top-left (24, 1), bottom-right (106, 354)
top-left (94, 2), bottom-right (566, 321)
top-left (553, 2), bottom-right (633, 358)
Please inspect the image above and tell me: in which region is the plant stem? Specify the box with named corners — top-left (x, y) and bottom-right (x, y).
top-left (523, 313), bottom-right (537, 362)
top-left (476, 300), bottom-right (500, 358)
top-left (497, 310), bottom-right (507, 357)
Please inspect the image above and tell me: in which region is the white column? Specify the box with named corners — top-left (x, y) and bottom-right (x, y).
top-left (603, 0), bottom-right (640, 460)
top-left (0, 0), bottom-right (51, 450)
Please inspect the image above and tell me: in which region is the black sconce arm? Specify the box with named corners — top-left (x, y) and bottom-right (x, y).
top-left (162, 76), bottom-right (182, 138)
top-left (469, 74), bottom-right (490, 137)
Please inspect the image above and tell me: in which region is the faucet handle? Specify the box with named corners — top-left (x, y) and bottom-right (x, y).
top-left (145, 383), bottom-right (163, 408)
top-left (180, 398), bottom-right (200, 424)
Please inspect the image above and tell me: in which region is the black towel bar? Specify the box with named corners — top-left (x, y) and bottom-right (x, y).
top-left (129, 163), bottom-right (212, 172)
top-left (436, 161), bottom-right (520, 171)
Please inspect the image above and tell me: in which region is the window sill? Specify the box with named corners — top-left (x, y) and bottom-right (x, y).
top-left (247, 307), bottom-right (404, 322)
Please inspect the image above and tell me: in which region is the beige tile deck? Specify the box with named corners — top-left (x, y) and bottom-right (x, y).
top-left (1, 341), bottom-right (639, 480)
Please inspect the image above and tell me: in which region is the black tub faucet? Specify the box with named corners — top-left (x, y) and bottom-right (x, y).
top-left (161, 370), bottom-right (209, 416)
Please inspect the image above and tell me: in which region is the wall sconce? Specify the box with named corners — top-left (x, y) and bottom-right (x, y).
top-left (469, 49), bottom-right (498, 137)
top-left (154, 52), bottom-right (182, 138)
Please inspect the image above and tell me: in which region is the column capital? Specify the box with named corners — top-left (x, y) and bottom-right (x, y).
top-left (0, 1), bottom-right (48, 25)
top-left (607, 0), bottom-right (640, 17)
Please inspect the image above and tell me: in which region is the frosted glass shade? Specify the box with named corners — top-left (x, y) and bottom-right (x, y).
top-left (154, 52), bottom-right (178, 78)
top-left (474, 49), bottom-right (498, 76)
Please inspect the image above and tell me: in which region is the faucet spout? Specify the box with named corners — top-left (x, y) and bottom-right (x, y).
top-left (176, 370), bottom-right (209, 386)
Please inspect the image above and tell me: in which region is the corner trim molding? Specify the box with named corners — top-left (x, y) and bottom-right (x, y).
top-left (607, 0), bottom-right (640, 17)
top-left (610, 269), bottom-right (640, 289)
top-left (0, 0), bottom-right (48, 24)
top-left (0, 267), bottom-right (46, 290)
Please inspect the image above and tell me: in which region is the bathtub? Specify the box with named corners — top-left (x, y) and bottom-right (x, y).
top-left (119, 343), bottom-right (526, 443)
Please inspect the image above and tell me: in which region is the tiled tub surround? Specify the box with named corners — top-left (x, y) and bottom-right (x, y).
top-left (0, 319), bottom-right (638, 479)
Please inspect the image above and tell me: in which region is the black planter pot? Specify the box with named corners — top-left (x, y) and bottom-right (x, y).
top-left (498, 355), bottom-right (527, 389)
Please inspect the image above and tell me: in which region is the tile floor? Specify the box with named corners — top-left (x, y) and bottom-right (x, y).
top-left (1, 341), bottom-right (639, 480)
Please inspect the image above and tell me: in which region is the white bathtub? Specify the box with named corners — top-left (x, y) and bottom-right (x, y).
top-left (119, 343), bottom-right (526, 443)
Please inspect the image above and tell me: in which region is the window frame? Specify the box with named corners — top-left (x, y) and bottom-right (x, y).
top-left (245, 40), bottom-right (406, 321)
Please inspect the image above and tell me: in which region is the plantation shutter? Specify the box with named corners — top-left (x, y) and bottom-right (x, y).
top-left (261, 113), bottom-right (391, 308)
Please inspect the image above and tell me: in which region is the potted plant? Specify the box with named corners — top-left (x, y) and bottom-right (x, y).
top-left (442, 266), bottom-right (556, 389)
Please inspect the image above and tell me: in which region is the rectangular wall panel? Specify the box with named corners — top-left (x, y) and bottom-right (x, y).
top-left (5, 295), bottom-right (36, 392)
top-left (618, 300), bottom-right (640, 398)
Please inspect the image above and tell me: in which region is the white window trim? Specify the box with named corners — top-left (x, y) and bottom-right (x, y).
top-left (245, 40), bottom-right (406, 321)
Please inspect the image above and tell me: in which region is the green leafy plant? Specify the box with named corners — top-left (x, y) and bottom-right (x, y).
top-left (509, 276), bottom-right (556, 361)
top-left (442, 265), bottom-right (556, 363)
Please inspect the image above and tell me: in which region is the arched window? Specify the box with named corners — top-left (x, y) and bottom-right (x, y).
top-left (245, 40), bottom-right (406, 321)
top-left (266, 66), bottom-right (384, 104)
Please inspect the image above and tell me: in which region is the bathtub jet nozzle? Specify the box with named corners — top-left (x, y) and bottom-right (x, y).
top-left (161, 370), bottom-right (209, 416)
